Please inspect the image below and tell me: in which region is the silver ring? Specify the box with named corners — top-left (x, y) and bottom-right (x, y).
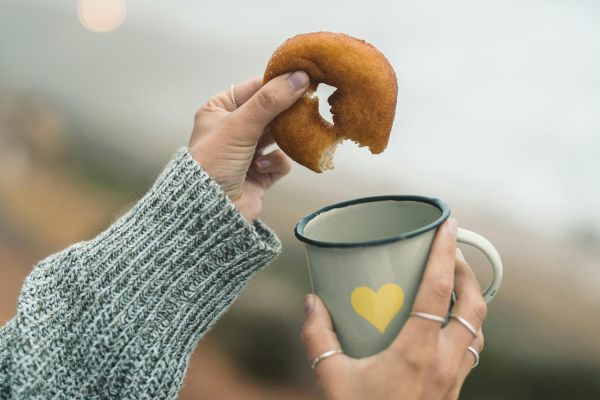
top-left (229, 84), bottom-right (238, 110)
top-left (467, 346), bottom-right (480, 368)
top-left (449, 314), bottom-right (478, 337)
top-left (311, 349), bottom-right (343, 370)
top-left (410, 311), bottom-right (447, 324)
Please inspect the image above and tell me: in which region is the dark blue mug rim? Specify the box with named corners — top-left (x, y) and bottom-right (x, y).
top-left (294, 195), bottom-right (451, 249)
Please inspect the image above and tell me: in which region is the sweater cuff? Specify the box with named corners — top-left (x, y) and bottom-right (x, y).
top-left (89, 146), bottom-right (282, 276)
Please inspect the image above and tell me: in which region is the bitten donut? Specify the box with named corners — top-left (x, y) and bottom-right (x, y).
top-left (263, 32), bottom-right (398, 173)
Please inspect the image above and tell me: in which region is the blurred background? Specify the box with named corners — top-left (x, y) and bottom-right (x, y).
top-left (1, 0), bottom-right (599, 398)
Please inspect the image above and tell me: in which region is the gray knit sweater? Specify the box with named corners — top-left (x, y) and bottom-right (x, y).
top-left (0, 148), bottom-right (282, 399)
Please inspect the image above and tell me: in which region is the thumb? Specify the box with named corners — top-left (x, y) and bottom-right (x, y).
top-left (301, 294), bottom-right (347, 373)
top-left (234, 71), bottom-right (309, 142)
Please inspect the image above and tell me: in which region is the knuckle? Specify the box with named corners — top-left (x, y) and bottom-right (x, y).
top-left (256, 88), bottom-right (279, 111)
top-left (469, 297), bottom-right (488, 323)
top-left (402, 350), bottom-right (424, 372)
top-left (280, 156), bottom-right (292, 175)
top-left (300, 323), bottom-right (319, 347)
top-left (432, 363), bottom-right (458, 389)
top-left (299, 330), bottom-right (306, 346)
top-left (194, 108), bottom-right (204, 123)
top-left (474, 331), bottom-right (485, 351)
top-left (397, 344), bottom-right (434, 372)
top-left (430, 277), bottom-right (454, 301)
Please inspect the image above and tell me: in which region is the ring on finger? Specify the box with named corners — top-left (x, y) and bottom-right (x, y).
top-left (311, 349), bottom-right (344, 370)
top-left (410, 311), bottom-right (447, 324)
top-left (449, 314), bottom-right (478, 337)
top-left (229, 84), bottom-right (238, 110)
top-left (467, 346), bottom-right (480, 368)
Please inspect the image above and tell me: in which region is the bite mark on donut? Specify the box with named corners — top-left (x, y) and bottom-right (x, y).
top-left (314, 84), bottom-right (372, 171)
top-left (318, 138), bottom-right (343, 171)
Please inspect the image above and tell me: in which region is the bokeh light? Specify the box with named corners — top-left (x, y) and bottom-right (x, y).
top-left (77, 0), bottom-right (126, 33)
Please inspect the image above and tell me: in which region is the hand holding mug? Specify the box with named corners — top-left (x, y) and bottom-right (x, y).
top-left (302, 219), bottom-right (486, 400)
top-left (296, 196), bottom-right (502, 357)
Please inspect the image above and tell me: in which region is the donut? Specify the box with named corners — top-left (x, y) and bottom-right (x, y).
top-left (263, 32), bottom-right (398, 173)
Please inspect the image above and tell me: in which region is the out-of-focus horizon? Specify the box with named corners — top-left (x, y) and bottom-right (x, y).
top-left (3, 0), bottom-right (599, 241)
top-left (1, 1), bottom-right (599, 399)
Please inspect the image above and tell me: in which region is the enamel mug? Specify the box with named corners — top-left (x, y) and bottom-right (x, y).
top-left (295, 195), bottom-right (503, 358)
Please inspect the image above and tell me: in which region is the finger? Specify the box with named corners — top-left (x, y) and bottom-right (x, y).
top-left (204, 77), bottom-right (263, 113)
top-left (234, 71), bottom-right (309, 142)
top-left (231, 76), bottom-right (263, 108)
top-left (443, 249), bottom-right (487, 356)
top-left (255, 149), bottom-right (292, 177)
top-left (444, 329), bottom-right (484, 400)
top-left (301, 294), bottom-right (349, 375)
top-left (256, 129), bottom-right (276, 155)
top-left (398, 219), bottom-right (458, 346)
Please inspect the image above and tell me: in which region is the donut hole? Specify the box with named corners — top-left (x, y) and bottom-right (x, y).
top-left (315, 83), bottom-right (337, 125)
top-left (312, 83), bottom-right (339, 170)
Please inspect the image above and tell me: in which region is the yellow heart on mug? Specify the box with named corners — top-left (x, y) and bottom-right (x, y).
top-left (351, 283), bottom-right (405, 334)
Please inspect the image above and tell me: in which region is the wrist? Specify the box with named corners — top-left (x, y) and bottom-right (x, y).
top-left (231, 192), bottom-right (260, 222)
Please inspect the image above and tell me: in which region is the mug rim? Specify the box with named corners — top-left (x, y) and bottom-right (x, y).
top-left (295, 195), bottom-right (451, 248)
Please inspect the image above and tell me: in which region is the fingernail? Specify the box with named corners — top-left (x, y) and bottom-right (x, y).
top-left (447, 218), bottom-right (458, 235)
top-left (456, 248), bottom-right (465, 261)
top-left (256, 158), bottom-right (271, 169)
top-left (288, 71), bottom-right (309, 91)
top-left (304, 294), bottom-right (315, 315)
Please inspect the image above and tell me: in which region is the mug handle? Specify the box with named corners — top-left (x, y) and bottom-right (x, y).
top-left (457, 228), bottom-right (503, 303)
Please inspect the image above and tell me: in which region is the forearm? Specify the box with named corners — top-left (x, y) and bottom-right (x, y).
top-left (4, 148), bottom-right (280, 399)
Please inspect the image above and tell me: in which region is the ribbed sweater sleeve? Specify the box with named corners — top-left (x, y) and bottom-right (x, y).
top-left (0, 148), bottom-right (281, 399)
top-left (0, 320), bottom-right (14, 398)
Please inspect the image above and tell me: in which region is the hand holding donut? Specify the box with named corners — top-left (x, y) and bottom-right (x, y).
top-left (189, 71), bottom-right (309, 221)
top-left (191, 31), bottom-right (397, 220)
top-left (301, 219), bottom-right (487, 400)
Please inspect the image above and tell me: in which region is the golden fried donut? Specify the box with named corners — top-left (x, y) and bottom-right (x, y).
top-left (263, 32), bottom-right (398, 172)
